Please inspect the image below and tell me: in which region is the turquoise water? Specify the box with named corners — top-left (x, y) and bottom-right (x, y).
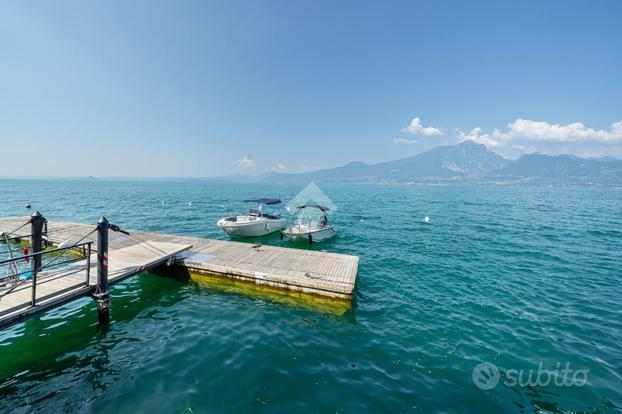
top-left (0, 179), bottom-right (621, 413)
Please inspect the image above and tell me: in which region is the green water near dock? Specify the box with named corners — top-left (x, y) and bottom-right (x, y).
top-left (0, 180), bottom-right (621, 413)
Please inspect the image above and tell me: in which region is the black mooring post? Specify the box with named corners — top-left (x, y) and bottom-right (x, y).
top-left (96, 216), bottom-right (110, 324)
top-left (30, 211), bottom-right (45, 306)
top-left (43, 220), bottom-right (48, 248)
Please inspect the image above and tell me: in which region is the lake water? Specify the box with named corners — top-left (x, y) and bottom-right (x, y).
top-left (0, 179), bottom-right (621, 413)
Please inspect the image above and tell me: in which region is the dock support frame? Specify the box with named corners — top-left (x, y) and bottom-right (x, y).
top-left (30, 211), bottom-right (45, 306)
top-left (96, 216), bottom-right (110, 324)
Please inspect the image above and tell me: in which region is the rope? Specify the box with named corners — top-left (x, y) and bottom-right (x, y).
top-left (2, 233), bottom-right (20, 280)
top-left (0, 247), bottom-right (23, 254)
top-left (0, 220), bottom-right (30, 238)
top-left (121, 232), bottom-right (171, 256)
top-left (38, 227), bottom-right (97, 272)
top-left (1, 222), bottom-right (177, 301)
top-left (0, 274), bottom-right (28, 299)
top-left (0, 263), bottom-right (88, 298)
top-left (1, 219), bottom-right (32, 281)
top-left (0, 227), bottom-right (95, 300)
top-left (134, 235), bottom-right (170, 256)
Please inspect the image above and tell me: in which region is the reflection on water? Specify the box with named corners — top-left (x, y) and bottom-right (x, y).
top-left (184, 268), bottom-right (354, 317)
top-left (0, 179), bottom-right (620, 413)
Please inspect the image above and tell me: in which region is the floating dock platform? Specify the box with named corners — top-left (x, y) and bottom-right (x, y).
top-left (0, 216), bottom-right (359, 327)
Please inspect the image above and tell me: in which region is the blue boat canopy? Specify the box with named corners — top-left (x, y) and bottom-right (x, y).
top-left (244, 198), bottom-right (281, 205)
top-left (297, 203), bottom-right (330, 212)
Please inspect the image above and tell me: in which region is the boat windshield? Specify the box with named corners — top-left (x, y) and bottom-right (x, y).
top-left (248, 208), bottom-right (280, 220)
top-left (294, 208), bottom-right (328, 229)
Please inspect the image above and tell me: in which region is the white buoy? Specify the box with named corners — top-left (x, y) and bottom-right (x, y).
top-left (424, 215), bottom-right (430, 223)
top-left (161, 200), bottom-right (165, 206)
top-left (188, 201), bottom-right (192, 207)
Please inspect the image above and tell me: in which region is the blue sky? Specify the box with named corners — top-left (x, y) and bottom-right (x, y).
top-left (1, 0), bottom-right (621, 176)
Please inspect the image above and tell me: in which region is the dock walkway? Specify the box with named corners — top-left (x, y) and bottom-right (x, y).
top-left (0, 216), bottom-right (190, 327)
top-left (0, 216), bottom-right (359, 327)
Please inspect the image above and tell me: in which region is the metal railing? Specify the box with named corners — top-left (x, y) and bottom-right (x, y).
top-left (0, 241), bottom-right (93, 306)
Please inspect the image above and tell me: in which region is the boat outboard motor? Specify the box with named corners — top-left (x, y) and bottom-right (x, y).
top-left (319, 215), bottom-right (327, 228)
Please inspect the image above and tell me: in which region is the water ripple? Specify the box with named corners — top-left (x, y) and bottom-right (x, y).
top-left (0, 181), bottom-right (620, 412)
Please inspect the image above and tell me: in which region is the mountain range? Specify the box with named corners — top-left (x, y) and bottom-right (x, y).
top-left (255, 141), bottom-right (622, 185)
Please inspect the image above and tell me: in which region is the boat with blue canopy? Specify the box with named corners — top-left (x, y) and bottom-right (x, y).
top-left (217, 198), bottom-right (288, 237)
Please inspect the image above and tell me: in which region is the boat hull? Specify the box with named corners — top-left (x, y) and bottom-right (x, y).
top-left (283, 226), bottom-right (337, 243)
top-left (217, 218), bottom-right (287, 237)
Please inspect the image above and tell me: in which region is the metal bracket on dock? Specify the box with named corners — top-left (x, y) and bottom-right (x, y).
top-left (91, 292), bottom-right (110, 300)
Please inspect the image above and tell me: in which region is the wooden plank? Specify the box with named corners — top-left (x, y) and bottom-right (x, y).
top-left (0, 232), bottom-right (191, 327)
top-left (0, 216), bottom-right (359, 315)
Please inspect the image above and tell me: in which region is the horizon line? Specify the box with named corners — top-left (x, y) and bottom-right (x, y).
top-left (0, 144), bottom-right (618, 179)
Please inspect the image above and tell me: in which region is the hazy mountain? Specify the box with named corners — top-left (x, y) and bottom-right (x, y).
top-left (368, 140), bottom-right (508, 180)
top-left (497, 153), bottom-right (622, 183)
top-left (250, 142), bottom-right (622, 185)
top-left (263, 141), bottom-right (509, 183)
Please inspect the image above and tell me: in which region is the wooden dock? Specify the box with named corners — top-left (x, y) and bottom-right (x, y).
top-left (0, 216), bottom-right (191, 327)
top-left (0, 216), bottom-right (359, 326)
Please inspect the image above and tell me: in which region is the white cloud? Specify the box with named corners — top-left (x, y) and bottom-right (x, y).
top-left (458, 119), bottom-right (622, 148)
top-left (234, 156), bottom-right (254, 168)
top-left (458, 127), bottom-right (506, 148)
top-left (508, 119), bottom-right (622, 143)
top-left (401, 117), bottom-right (444, 136)
top-left (299, 165), bottom-right (320, 171)
top-left (393, 137), bottom-right (418, 144)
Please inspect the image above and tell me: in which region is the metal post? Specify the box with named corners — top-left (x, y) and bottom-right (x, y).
top-left (43, 220), bottom-right (48, 248)
top-left (85, 242), bottom-right (91, 286)
top-left (96, 216), bottom-right (110, 324)
top-left (30, 211), bottom-right (45, 306)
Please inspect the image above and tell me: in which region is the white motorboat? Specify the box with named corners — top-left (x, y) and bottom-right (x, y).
top-left (217, 198), bottom-right (287, 237)
top-left (281, 203), bottom-right (336, 243)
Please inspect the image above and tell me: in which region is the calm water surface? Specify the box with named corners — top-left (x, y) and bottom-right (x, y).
top-left (0, 179), bottom-right (621, 413)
